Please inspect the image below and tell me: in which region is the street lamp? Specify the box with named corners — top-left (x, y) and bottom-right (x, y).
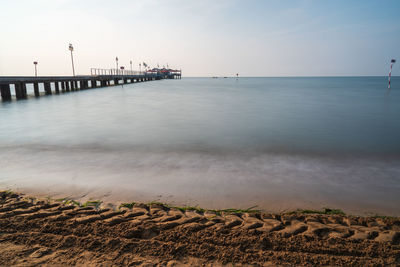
top-left (33, 61), bottom-right (38, 77)
top-left (68, 43), bottom-right (75, 76)
top-left (130, 60), bottom-right (132, 73)
top-left (120, 66), bottom-right (124, 76)
top-left (139, 63), bottom-right (141, 72)
top-left (115, 57), bottom-right (119, 74)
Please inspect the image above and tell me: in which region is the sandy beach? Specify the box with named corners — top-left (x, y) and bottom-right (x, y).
top-left (1, 190), bottom-right (399, 266)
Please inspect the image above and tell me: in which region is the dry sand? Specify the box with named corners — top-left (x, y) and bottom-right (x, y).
top-left (0, 191), bottom-right (399, 266)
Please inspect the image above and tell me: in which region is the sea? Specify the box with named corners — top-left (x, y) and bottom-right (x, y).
top-left (1, 77), bottom-right (399, 215)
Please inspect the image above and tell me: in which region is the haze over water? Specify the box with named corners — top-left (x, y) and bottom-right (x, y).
top-left (1, 77), bottom-right (399, 215)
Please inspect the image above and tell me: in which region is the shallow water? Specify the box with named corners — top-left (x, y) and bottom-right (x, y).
top-left (1, 77), bottom-right (399, 215)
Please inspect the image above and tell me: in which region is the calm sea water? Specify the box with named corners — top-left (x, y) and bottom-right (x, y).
top-left (1, 77), bottom-right (399, 215)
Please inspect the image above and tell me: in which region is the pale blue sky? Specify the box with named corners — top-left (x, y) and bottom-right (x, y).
top-left (0, 0), bottom-right (399, 76)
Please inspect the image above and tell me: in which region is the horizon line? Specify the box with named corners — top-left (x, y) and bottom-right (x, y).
top-left (184, 75), bottom-right (399, 78)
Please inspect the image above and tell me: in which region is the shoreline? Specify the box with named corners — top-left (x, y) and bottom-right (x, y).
top-left (5, 189), bottom-right (395, 219)
top-left (4, 185), bottom-right (400, 217)
top-left (1, 190), bottom-right (399, 266)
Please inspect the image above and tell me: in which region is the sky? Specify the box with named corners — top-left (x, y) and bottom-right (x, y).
top-left (0, 0), bottom-right (399, 77)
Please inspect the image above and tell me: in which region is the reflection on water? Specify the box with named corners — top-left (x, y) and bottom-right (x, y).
top-left (1, 77), bottom-right (400, 215)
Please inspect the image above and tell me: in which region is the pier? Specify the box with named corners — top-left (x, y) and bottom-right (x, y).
top-left (0, 68), bottom-right (181, 101)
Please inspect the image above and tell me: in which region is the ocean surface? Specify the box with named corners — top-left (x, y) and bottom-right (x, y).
top-left (1, 77), bottom-right (399, 215)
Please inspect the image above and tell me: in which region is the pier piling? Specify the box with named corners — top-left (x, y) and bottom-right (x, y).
top-left (0, 84), bottom-right (11, 101)
top-left (15, 83), bottom-right (27, 100)
top-left (44, 82), bottom-right (52, 95)
top-left (33, 82), bottom-right (39, 97)
top-left (55, 82), bottom-right (60, 93)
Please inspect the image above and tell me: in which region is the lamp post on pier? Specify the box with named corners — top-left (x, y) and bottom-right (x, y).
top-left (115, 57), bottom-right (119, 75)
top-left (130, 60), bottom-right (133, 73)
top-left (139, 63), bottom-right (141, 73)
top-left (68, 43), bottom-right (75, 76)
top-left (33, 61), bottom-right (38, 77)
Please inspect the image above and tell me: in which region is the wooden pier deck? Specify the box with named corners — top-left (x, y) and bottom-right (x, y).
top-left (0, 71), bottom-right (181, 101)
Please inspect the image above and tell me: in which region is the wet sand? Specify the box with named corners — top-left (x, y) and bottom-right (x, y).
top-left (1, 191), bottom-right (399, 266)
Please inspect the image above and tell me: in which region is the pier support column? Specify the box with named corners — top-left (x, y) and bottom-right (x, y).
top-left (123, 78), bottom-right (128, 84)
top-left (65, 81), bottom-right (70, 92)
top-left (114, 79), bottom-right (119, 85)
top-left (101, 80), bottom-right (107, 87)
top-left (15, 82), bottom-right (27, 100)
top-left (70, 81), bottom-right (75, 91)
top-left (91, 80), bottom-right (97, 88)
top-left (55, 82), bottom-right (60, 94)
top-left (74, 81), bottom-right (78, 90)
top-left (33, 82), bottom-right (39, 97)
top-left (0, 84), bottom-right (12, 101)
top-left (44, 82), bottom-right (52, 95)
top-left (61, 81), bottom-right (65, 92)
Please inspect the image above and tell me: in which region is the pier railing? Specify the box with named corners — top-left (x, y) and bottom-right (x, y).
top-left (90, 68), bottom-right (146, 76)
